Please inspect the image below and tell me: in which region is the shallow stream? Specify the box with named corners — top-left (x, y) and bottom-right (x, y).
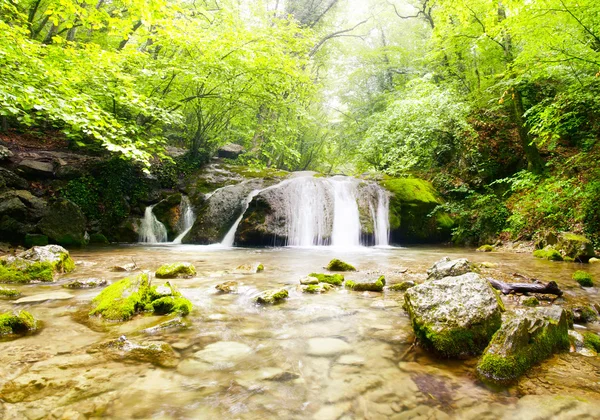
top-left (1, 245), bottom-right (599, 419)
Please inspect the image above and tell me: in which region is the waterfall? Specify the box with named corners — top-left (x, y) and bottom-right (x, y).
top-left (373, 188), bottom-right (390, 246)
top-left (172, 196), bottom-right (195, 244)
top-left (139, 205), bottom-right (168, 243)
top-left (221, 189), bottom-right (263, 247)
top-left (284, 177), bottom-right (332, 246)
top-left (329, 177), bottom-right (361, 247)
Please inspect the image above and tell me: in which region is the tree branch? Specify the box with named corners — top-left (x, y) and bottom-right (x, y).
top-left (309, 18), bottom-right (369, 57)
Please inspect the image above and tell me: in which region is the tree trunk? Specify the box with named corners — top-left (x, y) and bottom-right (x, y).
top-left (512, 88), bottom-right (544, 174)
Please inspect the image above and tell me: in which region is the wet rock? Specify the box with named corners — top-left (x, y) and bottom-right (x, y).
top-left (155, 262), bottom-right (196, 279)
top-left (192, 341), bottom-right (252, 367)
top-left (38, 199), bottom-right (87, 247)
top-left (533, 246), bottom-right (563, 261)
top-left (0, 145), bottom-right (13, 160)
top-left (426, 257), bottom-right (472, 280)
top-left (477, 306), bottom-right (569, 385)
top-left (110, 262), bottom-right (137, 272)
top-left (151, 193), bottom-right (183, 240)
top-left (345, 275), bottom-right (386, 292)
top-left (1, 245), bottom-right (75, 283)
top-left (254, 288), bottom-right (288, 305)
top-left (234, 262), bottom-right (264, 273)
top-left (568, 304), bottom-right (598, 324)
top-left (477, 244), bottom-right (494, 252)
top-left (17, 159), bottom-right (54, 178)
top-left (90, 336), bottom-right (178, 368)
top-left (218, 143), bottom-right (245, 159)
top-left (388, 280), bottom-right (415, 292)
top-left (308, 273), bottom-right (344, 285)
top-left (556, 232), bottom-right (595, 262)
top-left (89, 274), bottom-right (192, 321)
top-left (112, 217), bottom-right (141, 243)
top-left (0, 310), bottom-right (38, 335)
top-left (572, 270), bottom-right (594, 287)
top-left (300, 275), bottom-right (319, 285)
top-left (323, 373), bottom-right (382, 403)
top-left (0, 167), bottom-right (28, 190)
top-left (588, 257), bottom-right (600, 264)
top-left (568, 330), bottom-right (597, 357)
top-left (404, 272), bottom-right (504, 358)
top-left (215, 281), bottom-right (238, 293)
top-left (301, 283), bottom-right (333, 294)
top-left (63, 278), bottom-right (107, 289)
top-left (0, 286), bottom-right (20, 298)
top-left (521, 296), bottom-right (539, 307)
top-left (14, 292), bottom-right (73, 303)
top-left (235, 367), bottom-right (299, 388)
top-left (582, 331), bottom-right (600, 353)
top-left (307, 337), bottom-right (351, 357)
top-left (326, 258), bottom-right (356, 272)
top-left (142, 317), bottom-right (189, 334)
top-left (337, 354), bottom-right (366, 366)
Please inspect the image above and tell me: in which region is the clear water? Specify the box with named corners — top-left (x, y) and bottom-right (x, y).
top-left (1, 245), bottom-right (599, 419)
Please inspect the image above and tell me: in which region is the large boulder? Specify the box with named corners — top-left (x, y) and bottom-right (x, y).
top-left (0, 167), bottom-right (28, 191)
top-left (381, 178), bottom-right (453, 244)
top-left (16, 159), bottom-right (55, 178)
top-left (477, 306), bottom-right (569, 385)
top-left (38, 198), bottom-right (87, 247)
top-left (0, 190), bottom-right (47, 243)
top-left (217, 143), bottom-right (245, 159)
top-left (152, 193), bottom-right (183, 240)
top-left (555, 232), bottom-right (595, 262)
top-left (404, 273), bottom-right (504, 358)
top-left (112, 217), bottom-right (141, 243)
top-left (0, 310), bottom-right (38, 336)
top-left (1, 245), bottom-right (75, 283)
top-left (426, 257), bottom-right (472, 280)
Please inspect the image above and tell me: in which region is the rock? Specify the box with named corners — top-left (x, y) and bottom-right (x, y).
top-left (63, 278), bottom-right (107, 289)
top-left (112, 217), bottom-right (141, 243)
top-left (0, 145), bottom-right (13, 160)
top-left (307, 337), bottom-right (352, 357)
top-left (300, 276), bottom-right (319, 285)
top-left (38, 199), bottom-right (87, 247)
top-left (568, 304), bottom-right (598, 323)
top-left (215, 281), bottom-right (238, 294)
top-left (217, 143), bottom-right (245, 159)
top-left (0, 245), bottom-right (75, 283)
top-left (142, 317), bottom-right (189, 334)
top-left (0, 287), bottom-right (20, 298)
top-left (568, 330), bottom-right (597, 357)
top-left (151, 193), bottom-right (183, 240)
top-left (589, 257), bottom-right (600, 264)
top-left (477, 244), bottom-right (494, 252)
top-left (17, 159), bottom-right (55, 178)
top-left (89, 274), bottom-right (192, 321)
top-left (582, 332), bottom-right (600, 353)
top-left (14, 292), bottom-right (74, 303)
top-left (24, 234), bottom-right (48, 247)
top-left (404, 273), bottom-right (504, 358)
top-left (337, 354), bottom-right (365, 366)
top-left (388, 280), bottom-right (415, 291)
top-left (326, 258), bottom-right (356, 271)
top-left (556, 232), bottom-right (595, 262)
top-left (301, 283), bottom-right (333, 294)
top-left (533, 246), bottom-right (563, 261)
top-left (155, 262), bottom-right (196, 279)
top-left (88, 233), bottom-right (109, 244)
top-left (476, 306), bottom-right (569, 385)
top-left (0, 310), bottom-right (38, 335)
top-left (193, 341), bottom-right (252, 367)
top-left (308, 273), bottom-right (344, 285)
top-left (345, 275), bottom-right (386, 292)
top-left (0, 197), bottom-right (27, 218)
top-left (90, 336), bottom-right (178, 368)
top-left (572, 270), bottom-right (593, 287)
top-left (234, 263), bottom-right (264, 273)
top-left (521, 296), bottom-right (539, 307)
top-left (254, 288), bottom-right (288, 305)
top-left (0, 167), bottom-right (28, 190)
top-left (110, 263), bottom-right (137, 272)
top-left (426, 257), bottom-right (472, 280)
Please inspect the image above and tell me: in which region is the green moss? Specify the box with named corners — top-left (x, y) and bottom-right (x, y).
top-left (521, 296), bottom-right (539, 307)
top-left (583, 332), bottom-right (600, 352)
top-left (436, 213), bottom-right (455, 230)
top-left (155, 262), bottom-right (196, 279)
top-left (573, 270), bottom-right (593, 287)
top-left (0, 287), bottom-right (20, 298)
top-left (301, 283), bottom-right (333, 294)
top-left (150, 296), bottom-right (192, 316)
top-left (0, 311), bottom-right (37, 335)
top-left (381, 178), bottom-right (441, 204)
top-left (309, 273), bottom-right (344, 286)
top-left (257, 263), bottom-right (264, 272)
top-left (388, 281), bottom-right (416, 292)
top-left (477, 245), bottom-right (494, 252)
top-left (326, 259), bottom-right (356, 272)
top-left (563, 256), bottom-right (575, 262)
top-left (561, 232), bottom-right (589, 243)
top-left (0, 261), bottom-right (55, 283)
top-left (254, 288), bottom-right (289, 305)
top-left (345, 276), bottom-right (386, 292)
top-left (533, 247), bottom-right (563, 261)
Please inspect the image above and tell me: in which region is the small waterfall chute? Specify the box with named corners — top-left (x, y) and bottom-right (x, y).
top-left (328, 177), bottom-right (361, 247)
top-left (221, 189), bottom-right (263, 247)
top-left (139, 205), bottom-right (168, 243)
top-left (173, 196), bottom-right (195, 244)
top-left (373, 188), bottom-right (390, 246)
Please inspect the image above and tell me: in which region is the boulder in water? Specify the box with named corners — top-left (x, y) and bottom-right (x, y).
top-left (426, 257), bottom-right (472, 280)
top-left (110, 262), bottom-right (137, 272)
top-left (38, 198), bottom-right (87, 247)
top-left (308, 273), bottom-right (344, 286)
top-left (388, 280), bottom-right (416, 292)
top-left (0, 310), bottom-right (38, 336)
top-left (556, 232), bottom-right (595, 262)
top-left (404, 273), bottom-right (504, 358)
top-left (300, 276), bottom-right (319, 285)
top-left (254, 288), bottom-right (288, 305)
top-left (155, 262), bottom-right (196, 279)
top-left (533, 246), bottom-right (563, 261)
top-left (0, 245), bottom-right (75, 283)
top-left (345, 275), bottom-right (386, 292)
top-left (234, 263), bottom-right (264, 274)
top-left (476, 306), bottom-right (569, 384)
top-left (215, 281), bottom-right (238, 294)
top-left (326, 258), bottom-right (356, 272)
top-left (90, 336), bottom-right (178, 368)
top-left (301, 283), bottom-right (333, 294)
top-left (63, 278), bottom-right (107, 289)
top-left (0, 287), bottom-right (20, 298)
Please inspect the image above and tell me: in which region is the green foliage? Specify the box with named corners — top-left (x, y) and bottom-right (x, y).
top-left (573, 270), bottom-right (594, 287)
top-left (345, 275), bottom-right (386, 292)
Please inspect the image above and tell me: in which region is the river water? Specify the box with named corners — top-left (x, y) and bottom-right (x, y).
top-left (1, 245), bottom-right (599, 419)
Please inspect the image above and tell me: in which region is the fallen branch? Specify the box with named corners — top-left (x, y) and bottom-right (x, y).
top-left (488, 278), bottom-right (563, 296)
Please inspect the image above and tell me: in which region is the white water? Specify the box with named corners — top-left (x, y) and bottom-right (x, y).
top-left (139, 205), bottom-right (168, 243)
top-left (329, 177), bottom-right (361, 247)
top-left (284, 177), bottom-right (332, 246)
top-left (221, 189), bottom-right (263, 247)
top-left (172, 196), bottom-right (195, 244)
top-left (373, 187), bottom-right (390, 246)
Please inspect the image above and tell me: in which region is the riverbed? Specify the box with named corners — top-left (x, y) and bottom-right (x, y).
top-left (1, 245), bottom-right (599, 419)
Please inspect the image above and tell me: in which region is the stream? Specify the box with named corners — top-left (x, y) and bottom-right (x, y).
top-left (1, 245), bottom-right (599, 419)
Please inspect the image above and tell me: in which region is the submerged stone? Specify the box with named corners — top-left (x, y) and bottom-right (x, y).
top-left (155, 262), bottom-right (196, 279)
top-left (234, 263), bottom-right (264, 273)
top-left (0, 310), bottom-right (38, 336)
top-left (63, 278), bottom-right (107, 289)
top-left (388, 280), bottom-right (416, 292)
top-left (14, 292), bottom-right (73, 304)
top-left (215, 281), bottom-right (238, 294)
top-left (89, 274), bottom-right (192, 321)
top-left (0, 287), bottom-right (20, 298)
top-left (477, 245), bottom-right (494, 252)
top-left (477, 306), bottom-right (569, 385)
top-left (300, 276), bottom-right (319, 285)
top-left (404, 273), bottom-right (504, 358)
top-left (426, 257), bottom-right (472, 280)
top-left (301, 283), bottom-right (333, 294)
top-left (193, 341), bottom-right (252, 366)
top-left (309, 273), bottom-right (344, 286)
top-left (90, 336), bottom-right (178, 368)
top-left (307, 337), bottom-right (351, 357)
top-left (326, 259), bottom-right (356, 272)
top-left (254, 288), bottom-right (288, 305)
top-left (0, 245), bottom-right (75, 283)
top-left (110, 263), bottom-right (137, 272)
top-left (345, 275), bottom-right (386, 292)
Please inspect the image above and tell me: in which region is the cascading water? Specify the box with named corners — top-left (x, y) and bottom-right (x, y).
top-left (329, 177), bottom-right (361, 247)
top-left (172, 196), bottom-right (195, 244)
top-left (373, 187), bottom-right (390, 246)
top-left (221, 189), bottom-right (263, 247)
top-left (139, 205), bottom-right (168, 243)
top-left (284, 177), bottom-right (332, 246)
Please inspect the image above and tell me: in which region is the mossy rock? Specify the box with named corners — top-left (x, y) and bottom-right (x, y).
top-left (556, 232), bottom-right (595, 262)
top-left (388, 281), bottom-right (416, 292)
top-left (234, 263), bottom-right (265, 274)
top-left (476, 306), bottom-right (569, 385)
top-left (0, 245), bottom-right (75, 283)
top-left (572, 270), bottom-right (593, 287)
top-left (38, 198), bottom-right (87, 247)
top-left (477, 245), bottom-right (494, 253)
top-left (569, 304), bottom-right (598, 324)
top-left (533, 246), bottom-right (563, 261)
top-left (0, 287), bottom-right (20, 298)
top-left (345, 276), bottom-right (386, 292)
top-left (405, 273), bottom-right (504, 358)
top-left (215, 281), bottom-right (238, 294)
top-left (254, 288), bottom-right (288, 305)
top-left (381, 178), bottom-right (453, 244)
top-left (63, 278), bottom-right (107, 289)
top-left (301, 283), bottom-right (333, 294)
top-left (300, 276), bottom-right (319, 285)
top-left (0, 310), bottom-right (38, 335)
top-left (583, 332), bottom-right (600, 352)
top-left (427, 257), bottom-right (472, 280)
top-left (155, 262), bottom-right (196, 279)
top-left (326, 259), bottom-right (356, 272)
top-left (90, 336), bottom-right (179, 368)
top-left (589, 257), bottom-right (600, 264)
top-left (308, 273), bottom-right (344, 286)
top-left (521, 296), bottom-right (539, 307)
top-left (89, 274), bottom-right (192, 321)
